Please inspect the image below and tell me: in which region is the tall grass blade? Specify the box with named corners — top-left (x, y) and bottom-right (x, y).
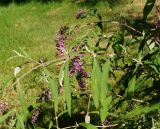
top-left (0, 110), bottom-right (13, 123)
top-left (16, 113), bottom-right (25, 129)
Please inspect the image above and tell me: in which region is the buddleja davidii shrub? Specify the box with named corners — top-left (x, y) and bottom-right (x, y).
top-left (1, 1), bottom-right (160, 128)
top-left (43, 8), bottom-right (119, 128)
top-left (52, 7), bottom-right (160, 128)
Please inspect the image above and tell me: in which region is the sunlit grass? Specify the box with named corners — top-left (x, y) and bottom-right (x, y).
top-left (0, 0), bottom-right (149, 80)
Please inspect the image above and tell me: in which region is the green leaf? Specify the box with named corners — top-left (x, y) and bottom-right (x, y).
top-left (127, 75), bottom-right (136, 93)
top-left (0, 110), bottom-right (14, 123)
top-left (48, 121), bottom-right (53, 129)
top-left (48, 77), bottom-right (59, 112)
top-left (16, 82), bottom-right (28, 129)
top-left (68, 34), bottom-right (87, 52)
top-left (100, 96), bottom-right (112, 122)
top-left (44, 68), bottom-right (59, 112)
top-left (16, 80), bottom-right (28, 118)
top-left (57, 109), bottom-right (68, 118)
top-left (91, 58), bottom-right (101, 108)
top-left (64, 61), bottom-right (71, 116)
top-left (100, 60), bottom-right (110, 104)
top-left (135, 77), bottom-right (148, 91)
top-left (149, 65), bottom-right (159, 74)
top-left (143, 0), bottom-right (156, 20)
top-left (80, 123), bottom-right (98, 129)
top-left (124, 103), bottom-right (160, 119)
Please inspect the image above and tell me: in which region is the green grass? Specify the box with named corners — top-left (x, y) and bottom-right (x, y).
top-left (0, 2), bottom-right (79, 79)
top-left (0, 0), bottom-right (147, 80)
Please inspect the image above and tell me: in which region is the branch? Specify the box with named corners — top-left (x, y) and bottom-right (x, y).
top-left (59, 123), bottom-right (118, 129)
top-left (11, 57), bottom-right (67, 87)
top-left (116, 94), bottom-right (149, 104)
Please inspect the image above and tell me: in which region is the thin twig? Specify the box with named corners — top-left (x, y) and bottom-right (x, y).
top-left (59, 123), bottom-right (118, 129)
top-left (122, 23), bottom-right (143, 35)
top-left (96, 124), bottom-right (118, 128)
top-left (60, 124), bottom-right (78, 129)
top-left (11, 57), bottom-right (67, 87)
top-left (55, 114), bottom-right (60, 129)
top-left (116, 94), bottom-right (149, 104)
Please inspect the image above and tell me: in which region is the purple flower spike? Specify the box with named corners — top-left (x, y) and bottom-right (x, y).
top-left (0, 101), bottom-right (8, 114)
top-left (76, 9), bottom-right (86, 19)
top-left (70, 57), bottom-right (84, 76)
top-left (69, 54), bottom-right (88, 88)
top-left (31, 108), bottom-right (41, 124)
top-left (103, 117), bottom-right (110, 129)
top-left (44, 89), bottom-right (52, 102)
top-left (36, 89), bottom-right (52, 103)
top-left (55, 26), bottom-right (68, 56)
top-left (77, 77), bottom-right (85, 88)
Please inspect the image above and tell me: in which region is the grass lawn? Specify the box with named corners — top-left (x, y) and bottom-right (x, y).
top-left (0, 2), bottom-right (77, 80)
top-left (0, 0), bottom-right (154, 81)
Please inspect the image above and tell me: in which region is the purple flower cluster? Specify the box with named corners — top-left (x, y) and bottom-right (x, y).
top-left (103, 118), bottom-right (110, 126)
top-left (36, 89), bottom-right (52, 103)
top-left (70, 56), bottom-right (83, 75)
top-left (76, 70), bottom-right (88, 88)
top-left (55, 26), bottom-right (88, 88)
top-left (55, 26), bottom-right (68, 56)
top-left (76, 9), bottom-right (86, 19)
top-left (31, 108), bottom-right (41, 124)
top-left (70, 56), bottom-right (88, 88)
top-left (0, 101), bottom-right (8, 114)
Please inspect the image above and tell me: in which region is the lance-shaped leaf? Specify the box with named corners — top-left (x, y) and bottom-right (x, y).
top-left (100, 96), bottom-right (112, 122)
top-left (135, 77), bottom-right (148, 91)
top-left (127, 75), bottom-right (136, 94)
top-left (64, 61), bottom-right (71, 116)
top-left (17, 80), bottom-right (28, 119)
top-left (44, 68), bottom-right (59, 112)
top-left (100, 60), bottom-right (110, 104)
top-left (143, 0), bottom-right (156, 20)
top-left (48, 77), bottom-right (59, 112)
top-left (124, 103), bottom-right (160, 119)
top-left (91, 58), bottom-right (101, 108)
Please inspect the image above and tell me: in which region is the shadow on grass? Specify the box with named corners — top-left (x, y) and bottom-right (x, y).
top-left (0, 0), bottom-right (63, 6)
top-left (0, 0), bottom-right (125, 6)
